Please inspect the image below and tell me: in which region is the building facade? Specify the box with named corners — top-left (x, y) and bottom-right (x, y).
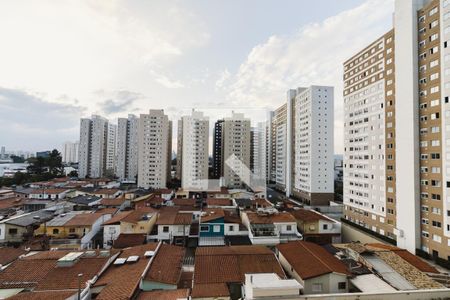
top-left (116, 114), bottom-right (139, 182)
top-left (180, 110), bottom-right (209, 190)
top-left (212, 119), bottom-right (224, 179)
top-left (269, 86), bottom-right (334, 205)
top-left (78, 115), bottom-right (114, 178)
top-left (62, 141), bottom-right (79, 163)
top-left (344, 0), bottom-right (450, 261)
top-left (138, 110), bottom-right (172, 189)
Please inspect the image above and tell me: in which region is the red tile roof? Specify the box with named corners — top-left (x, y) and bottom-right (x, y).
top-left (156, 207), bottom-right (192, 225)
top-left (290, 209), bottom-right (330, 222)
top-left (206, 198), bottom-right (233, 206)
top-left (0, 247), bottom-right (26, 266)
top-left (0, 197), bottom-right (23, 210)
top-left (201, 208), bottom-right (225, 222)
top-left (8, 291), bottom-right (76, 300)
top-left (65, 212), bottom-right (104, 226)
top-left (246, 211), bottom-right (296, 224)
top-left (136, 289), bottom-right (189, 300)
top-left (113, 233), bottom-right (146, 249)
top-left (35, 257), bottom-right (109, 291)
top-left (95, 243), bottom-right (159, 300)
top-left (144, 244), bottom-right (185, 285)
top-left (0, 258), bottom-right (57, 289)
top-left (193, 245), bottom-right (285, 298)
top-left (276, 241), bottom-right (350, 279)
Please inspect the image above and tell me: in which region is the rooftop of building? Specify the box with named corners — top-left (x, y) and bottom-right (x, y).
top-left (112, 233), bottom-right (147, 249)
top-left (276, 241), bottom-right (350, 280)
top-left (192, 245), bottom-right (285, 298)
top-left (289, 208), bottom-right (334, 223)
top-left (246, 211), bottom-right (296, 224)
top-left (155, 207), bottom-right (192, 225)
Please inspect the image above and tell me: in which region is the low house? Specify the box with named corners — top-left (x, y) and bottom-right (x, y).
top-left (206, 187), bottom-right (230, 199)
top-left (199, 208), bottom-right (225, 246)
top-left (102, 208), bottom-right (157, 248)
top-left (100, 195), bottom-right (129, 210)
top-left (0, 197), bottom-right (23, 217)
top-left (243, 273), bottom-right (302, 299)
top-left (0, 210), bottom-right (54, 244)
top-left (112, 233), bottom-right (146, 249)
top-left (67, 195), bottom-right (102, 210)
top-left (36, 211), bottom-right (112, 249)
top-left (148, 207), bottom-right (193, 246)
top-left (153, 188), bottom-right (174, 200)
top-left (27, 188), bottom-right (72, 200)
top-left (205, 198), bottom-right (235, 209)
top-left (92, 242), bottom-right (185, 299)
top-left (140, 243), bottom-right (186, 290)
top-left (191, 245), bottom-right (286, 299)
top-left (92, 188), bottom-right (122, 199)
top-left (276, 241), bottom-right (350, 294)
top-left (132, 194), bottom-right (164, 209)
top-left (290, 208), bottom-right (341, 244)
top-left (0, 189), bottom-right (15, 199)
top-left (223, 210), bottom-right (250, 245)
top-left (241, 210), bottom-right (302, 245)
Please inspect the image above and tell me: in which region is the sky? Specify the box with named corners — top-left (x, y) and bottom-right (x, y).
top-left (0, 0), bottom-right (394, 154)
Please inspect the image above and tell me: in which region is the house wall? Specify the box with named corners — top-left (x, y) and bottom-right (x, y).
top-left (199, 220), bottom-right (224, 237)
top-left (278, 252), bottom-right (347, 295)
top-left (140, 281), bottom-right (177, 291)
top-left (224, 223), bottom-right (247, 236)
top-left (103, 224), bottom-right (120, 246)
top-left (3, 224), bottom-right (28, 243)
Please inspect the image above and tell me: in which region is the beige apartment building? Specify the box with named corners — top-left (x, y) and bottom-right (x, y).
top-left (344, 0), bottom-right (450, 261)
top-left (137, 109), bottom-right (172, 189)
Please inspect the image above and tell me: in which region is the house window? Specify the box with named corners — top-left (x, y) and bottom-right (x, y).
top-left (200, 225), bottom-right (209, 232)
top-left (323, 224), bottom-right (328, 230)
top-left (338, 282), bottom-right (346, 290)
top-left (286, 225), bottom-right (292, 231)
top-left (228, 225), bottom-right (234, 231)
top-left (69, 228), bottom-right (75, 233)
top-left (163, 226), bottom-right (169, 233)
top-left (53, 229), bottom-right (59, 235)
top-left (8, 228), bottom-right (18, 235)
top-left (213, 225), bottom-right (221, 233)
top-left (312, 283), bottom-right (323, 292)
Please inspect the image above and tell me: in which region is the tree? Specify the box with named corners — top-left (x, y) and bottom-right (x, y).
top-left (10, 155), bottom-right (25, 163)
top-left (47, 149), bottom-right (64, 176)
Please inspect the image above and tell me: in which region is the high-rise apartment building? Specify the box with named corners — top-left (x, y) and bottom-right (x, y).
top-left (138, 110), bottom-right (172, 189)
top-left (179, 110), bottom-right (209, 190)
top-left (269, 86), bottom-right (334, 205)
top-left (116, 114), bottom-right (139, 182)
top-left (176, 119), bottom-right (183, 181)
top-left (251, 122), bottom-right (267, 183)
top-left (62, 141), bottom-right (79, 163)
top-left (222, 113), bottom-right (251, 188)
top-left (78, 115), bottom-right (114, 178)
top-left (344, 0), bottom-right (450, 260)
top-left (212, 119), bottom-right (224, 179)
top-left (1, 146), bottom-right (6, 160)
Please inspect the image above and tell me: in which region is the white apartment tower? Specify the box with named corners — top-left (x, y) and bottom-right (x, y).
top-left (222, 113), bottom-right (251, 188)
top-left (250, 122), bottom-right (267, 183)
top-left (269, 86), bottom-right (334, 205)
top-left (138, 109), bottom-right (172, 189)
top-left (62, 141), bottom-right (79, 163)
top-left (116, 114), bottom-right (139, 182)
top-left (180, 110), bottom-right (209, 190)
top-left (78, 115), bottom-right (115, 178)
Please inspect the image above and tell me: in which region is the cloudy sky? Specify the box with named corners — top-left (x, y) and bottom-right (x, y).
top-left (0, 0), bottom-right (394, 154)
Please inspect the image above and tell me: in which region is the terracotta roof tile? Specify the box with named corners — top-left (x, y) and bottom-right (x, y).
top-left (393, 250), bottom-right (439, 274)
top-left (145, 244), bottom-right (185, 285)
top-left (0, 197), bottom-right (23, 210)
top-left (246, 211), bottom-right (296, 224)
top-left (36, 257), bottom-right (109, 290)
top-left (8, 291), bottom-right (76, 300)
top-left (95, 243), bottom-right (159, 300)
top-left (276, 241), bottom-right (350, 279)
top-left (201, 208), bottom-right (225, 222)
top-left (192, 283), bottom-right (229, 298)
top-left (100, 196), bottom-right (126, 206)
top-left (205, 198), bottom-right (233, 206)
top-left (290, 209), bottom-right (330, 222)
top-left (113, 233), bottom-right (146, 249)
top-left (193, 245), bottom-right (285, 297)
top-left (0, 259), bottom-right (56, 289)
top-left (65, 212), bottom-right (104, 226)
top-left (0, 247), bottom-right (26, 266)
top-left (137, 289), bottom-right (189, 300)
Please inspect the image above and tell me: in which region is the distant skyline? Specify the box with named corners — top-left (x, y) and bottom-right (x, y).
top-left (0, 0), bottom-right (394, 153)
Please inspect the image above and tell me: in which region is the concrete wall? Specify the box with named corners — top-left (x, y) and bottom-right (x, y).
top-left (341, 222), bottom-right (391, 244)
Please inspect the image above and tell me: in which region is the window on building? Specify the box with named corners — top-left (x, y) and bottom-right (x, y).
top-left (163, 226), bottom-right (169, 232)
top-left (53, 229), bottom-right (59, 235)
top-left (200, 225), bottom-right (209, 232)
top-left (338, 282), bottom-right (346, 290)
top-left (8, 228), bottom-right (18, 235)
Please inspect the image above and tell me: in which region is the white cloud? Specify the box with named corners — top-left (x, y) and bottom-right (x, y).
top-left (0, 0), bottom-right (209, 109)
top-left (215, 69), bottom-right (231, 89)
top-left (149, 70), bottom-right (185, 89)
top-left (222, 0), bottom-right (394, 153)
